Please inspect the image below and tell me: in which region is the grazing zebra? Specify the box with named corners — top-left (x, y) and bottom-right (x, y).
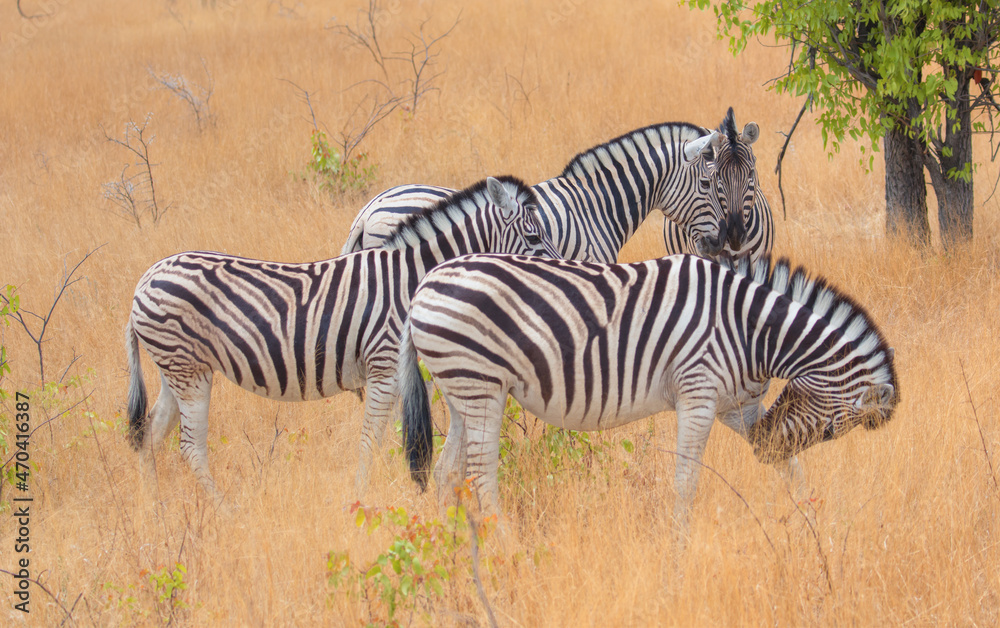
top-left (125, 177), bottom-right (561, 499)
top-left (661, 108), bottom-right (774, 261)
top-left (341, 108), bottom-right (763, 262)
top-left (398, 253), bottom-right (898, 550)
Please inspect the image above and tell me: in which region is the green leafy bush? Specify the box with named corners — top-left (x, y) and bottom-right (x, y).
top-left (301, 129), bottom-right (377, 193)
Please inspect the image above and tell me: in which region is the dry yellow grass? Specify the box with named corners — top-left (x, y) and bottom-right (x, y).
top-left (1, 1), bottom-right (998, 625)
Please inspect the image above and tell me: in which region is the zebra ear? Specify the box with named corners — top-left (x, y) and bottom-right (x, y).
top-left (486, 177), bottom-right (516, 218)
top-left (854, 383), bottom-right (895, 411)
top-left (683, 131), bottom-right (719, 162)
top-left (740, 122), bottom-right (760, 145)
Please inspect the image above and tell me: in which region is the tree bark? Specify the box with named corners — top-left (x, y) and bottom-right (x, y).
top-left (924, 71), bottom-right (975, 250)
top-left (884, 120), bottom-right (931, 246)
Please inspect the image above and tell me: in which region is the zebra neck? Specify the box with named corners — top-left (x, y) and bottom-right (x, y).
top-left (537, 172), bottom-right (651, 243)
top-left (538, 124), bottom-right (703, 258)
top-left (745, 380), bottom-right (823, 463)
top-left (405, 213), bottom-right (498, 277)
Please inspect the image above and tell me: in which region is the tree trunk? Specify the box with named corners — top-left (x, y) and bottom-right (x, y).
top-left (884, 120), bottom-right (931, 246)
top-left (925, 72), bottom-right (974, 250)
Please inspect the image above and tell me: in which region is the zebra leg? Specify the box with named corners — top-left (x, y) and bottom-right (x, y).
top-left (671, 396), bottom-right (718, 557)
top-left (777, 455), bottom-right (815, 527)
top-left (354, 377), bottom-right (397, 496)
top-left (146, 372), bottom-right (182, 452)
top-left (173, 370), bottom-right (220, 502)
top-left (435, 396), bottom-right (469, 508)
top-left (458, 393), bottom-right (506, 516)
top-left (139, 372), bottom-right (182, 482)
top-left (777, 455), bottom-right (806, 497)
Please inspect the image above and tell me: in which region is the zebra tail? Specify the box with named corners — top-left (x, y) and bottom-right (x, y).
top-left (125, 318), bottom-right (148, 451)
top-left (398, 319), bottom-right (432, 491)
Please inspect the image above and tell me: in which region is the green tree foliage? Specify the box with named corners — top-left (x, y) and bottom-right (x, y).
top-left (693, 0), bottom-right (1000, 248)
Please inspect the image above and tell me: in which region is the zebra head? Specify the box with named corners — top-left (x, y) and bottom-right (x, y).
top-left (485, 176), bottom-right (562, 259)
top-left (683, 108), bottom-right (761, 258)
top-left (749, 348), bottom-right (899, 464)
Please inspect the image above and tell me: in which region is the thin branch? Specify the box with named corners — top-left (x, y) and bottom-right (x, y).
top-left (267, 413), bottom-right (284, 461)
top-left (0, 569), bottom-right (79, 625)
top-left (326, 0), bottom-right (391, 82)
top-left (0, 245), bottom-right (105, 383)
top-left (102, 116), bottom-right (168, 227)
top-left (58, 350), bottom-right (82, 384)
top-left (775, 95), bottom-right (812, 221)
top-left (147, 60), bottom-right (215, 131)
top-left (386, 13), bottom-right (461, 114)
top-left (0, 393), bottom-right (92, 495)
top-left (658, 448), bottom-right (775, 552)
top-left (959, 359), bottom-right (999, 495)
top-left (16, 0), bottom-right (46, 19)
top-left (784, 487), bottom-right (834, 593)
top-left (466, 512), bottom-right (499, 628)
top-left (279, 79), bottom-right (321, 132)
top-left (337, 89), bottom-right (402, 161)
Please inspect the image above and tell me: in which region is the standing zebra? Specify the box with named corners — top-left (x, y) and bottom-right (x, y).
top-left (662, 109), bottom-right (774, 261)
top-left (398, 253), bottom-right (898, 549)
top-left (125, 177), bottom-right (561, 499)
top-left (341, 108), bottom-right (762, 262)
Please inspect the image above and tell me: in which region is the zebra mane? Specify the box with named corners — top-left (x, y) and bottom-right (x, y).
top-left (719, 107), bottom-right (739, 147)
top-left (559, 121), bottom-right (707, 180)
top-left (714, 106), bottom-right (755, 171)
top-left (721, 254), bottom-right (896, 384)
top-left (380, 175), bottom-right (537, 251)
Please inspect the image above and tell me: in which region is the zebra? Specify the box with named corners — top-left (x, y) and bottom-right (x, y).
top-left (341, 108), bottom-right (763, 262)
top-left (397, 253), bottom-right (898, 551)
top-left (662, 109), bottom-right (774, 261)
top-left (124, 176), bottom-right (561, 500)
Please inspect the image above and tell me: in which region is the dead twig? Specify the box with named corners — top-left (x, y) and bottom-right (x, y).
top-left (280, 79), bottom-right (321, 132)
top-left (326, 0), bottom-right (392, 81)
top-left (0, 391), bottom-right (92, 505)
top-left (658, 447), bottom-right (776, 552)
top-left (0, 568), bottom-right (81, 626)
top-left (387, 13), bottom-right (461, 114)
top-left (774, 95), bottom-right (812, 221)
top-left (959, 359), bottom-right (999, 494)
top-left (338, 87), bottom-right (402, 162)
top-left (466, 511), bottom-right (499, 628)
top-left (0, 245), bottom-right (105, 384)
top-left (102, 116), bottom-right (169, 228)
top-left (16, 0), bottom-right (46, 19)
top-left (148, 59), bottom-right (215, 131)
top-left (784, 486), bottom-right (834, 593)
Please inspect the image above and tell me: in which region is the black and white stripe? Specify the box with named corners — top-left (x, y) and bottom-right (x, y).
top-left (398, 253), bottom-right (898, 546)
top-left (662, 108), bottom-right (773, 261)
top-left (125, 177), bottom-right (560, 499)
top-left (341, 109), bottom-right (765, 262)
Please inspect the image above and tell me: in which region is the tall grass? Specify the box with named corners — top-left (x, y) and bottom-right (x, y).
top-left (1, 1), bottom-right (998, 624)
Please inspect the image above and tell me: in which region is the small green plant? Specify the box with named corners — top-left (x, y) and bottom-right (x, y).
top-left (0, 284), bottom-right (17, 383)
top-left (327, 490), bottom-right (497, 627)
top-left (148, 562), bottom-right (190, 622)
top-left (0, 285), bottom-right (17, 461)
top-left (101, 580), bottom-right (146, 620)
top-left (302, 129), bottom-right (377, 193)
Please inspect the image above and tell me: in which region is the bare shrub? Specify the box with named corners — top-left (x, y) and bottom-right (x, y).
top-left (101, 115), bottom-right (169, 228)
top-left (148, 59), bottom-right (215, 132)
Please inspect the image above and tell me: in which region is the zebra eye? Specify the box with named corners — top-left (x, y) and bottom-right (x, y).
top-left (525, 233), bottom-right (542, 245)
